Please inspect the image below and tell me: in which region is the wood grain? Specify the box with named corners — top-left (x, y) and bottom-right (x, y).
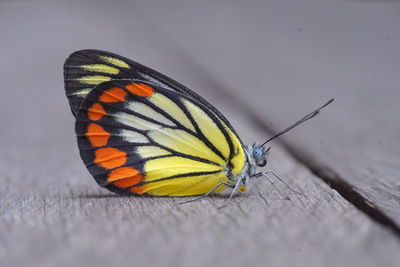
top-left (0, 1), bottom-right (399, 267)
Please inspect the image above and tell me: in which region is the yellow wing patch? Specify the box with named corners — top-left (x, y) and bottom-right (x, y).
top-left (126, 102), bottom-right (175, 127)
top-left (144, 157), bottom-right (222, 181)
top-left (148, 129), bottom-right (225, 166)
top-left (119, 129), bottom-right (149, 144)
top-left (99, 55), bottom-right (130, 69)
top-left (71, 88), bottom-right (92, 97)
top-left (149, 93), bottom-right (196, 132)
top-left (78, 75), bottom-right (112, 85)
top-left (81, 64), bottom-right (120, 75)
top-left (183, 99), bottom-right (230, 160)
top-left (136, 146), bottom-right (172, 158)
top-left (218, 118), bottom-right (246, 175)
top-left (115, 112), bottom-right (164, 131)
top-left (143, 172), bottom-right (228, 196)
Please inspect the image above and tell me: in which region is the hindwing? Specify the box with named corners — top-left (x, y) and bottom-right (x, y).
top-left (75, 80), bottom-right (246, 196)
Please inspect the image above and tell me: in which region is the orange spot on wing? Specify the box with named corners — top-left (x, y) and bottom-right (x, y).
top-left (86, 123), bottom-right (110, 147)
top-left (130, 185), bottom-right (146, 195)
top-left (94, 147), bottom-right (127, 169)
top-left (99, 87), bottom-right (127, 103)
top-left (108, 167), bottom-right (144, 191)
top-left (87, 103), bottom-right (106, 121)
top-left (126, 83), bottom-right (154, 97)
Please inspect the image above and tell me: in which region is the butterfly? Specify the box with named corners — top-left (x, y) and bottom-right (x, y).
top-left (64, 49), bottom-right (333, 205)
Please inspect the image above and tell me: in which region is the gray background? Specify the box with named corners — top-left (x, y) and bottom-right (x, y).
top-left (1, 1), bottom-right (399, 267)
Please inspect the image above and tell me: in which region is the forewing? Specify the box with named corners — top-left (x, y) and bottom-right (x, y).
top-left (64, 49), bottom-right (233, 128)
top-left (75, 80), bottom-right (245, 196)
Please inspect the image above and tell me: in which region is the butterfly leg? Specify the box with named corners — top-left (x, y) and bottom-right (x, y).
top-left (179, 182), bottom-right (235, 205)
top-left (254, 170), bottom-right (302, 199)
top-left (263, 170), bottom-right (302, 194)
top-left (217, 177), bottom-right (243, 209)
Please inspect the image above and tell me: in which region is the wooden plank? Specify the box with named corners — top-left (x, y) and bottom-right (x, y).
top-left (135, 0), bottom-right (400, 229)
top-left (1, 1), bottom-right (400, 267)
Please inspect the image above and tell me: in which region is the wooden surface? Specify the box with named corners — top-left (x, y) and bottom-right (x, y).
top-left (1, 1), bottom-right (400, 267)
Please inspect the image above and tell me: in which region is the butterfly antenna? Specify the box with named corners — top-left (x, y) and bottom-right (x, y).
top-left (261, 98), bottom-right (334, 147)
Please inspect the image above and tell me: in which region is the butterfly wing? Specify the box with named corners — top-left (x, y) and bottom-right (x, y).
top-left (64, 49), bottom-right (234, 133)
top-left (75, 80), bottom-right (246, 196)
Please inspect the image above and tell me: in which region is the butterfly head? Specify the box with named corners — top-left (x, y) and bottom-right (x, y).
top-left (252, 145), bottom-right (271, 167)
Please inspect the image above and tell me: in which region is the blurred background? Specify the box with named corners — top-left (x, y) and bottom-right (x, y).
top-left (1, 0), bottom-right (398, 148)
top-left (1, 0), bottom-right (399, 266)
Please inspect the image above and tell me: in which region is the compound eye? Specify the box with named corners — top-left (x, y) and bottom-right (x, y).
top-left (253, 147), bottom-right (264, 160)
